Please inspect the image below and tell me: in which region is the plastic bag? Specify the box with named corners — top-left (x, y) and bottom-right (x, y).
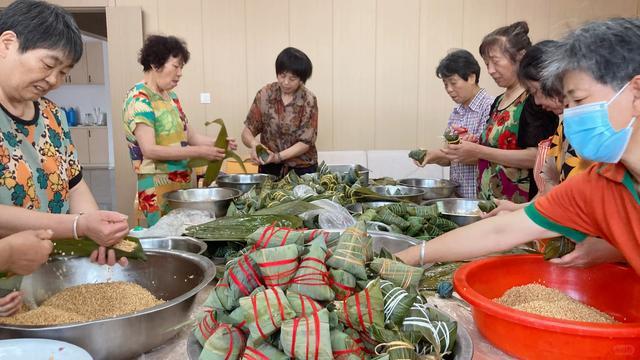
top-left (292, 184), bottom-right (317, 199)
top-left (300, 199), bottom-right (356, 229)
top-left (129, 208), bottom-right (214, 238)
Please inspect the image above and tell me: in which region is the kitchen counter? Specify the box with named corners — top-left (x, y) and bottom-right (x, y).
top-left (136, 285), bottom-right (512, 360)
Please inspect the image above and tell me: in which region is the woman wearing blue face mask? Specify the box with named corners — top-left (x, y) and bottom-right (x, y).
top-left (393, 18), bottom-right (640, 276)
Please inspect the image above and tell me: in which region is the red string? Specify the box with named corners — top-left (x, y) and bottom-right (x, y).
top-left (229, 271), bottom-right (250, 296)
top-left (304, 313), bottom-right (310, 360)
top-left (251, 295), bottom-right (267, 339)
top-left (312, 311), bottom-right (320, 360)
top-left (291, 317), bottom-right (300, 357)
top-left (279, 228), bottom-right (292, 246)
top-left (365, 288), bottom-right (373, 325)
top-left (342, 298), bottom-right (353, 329)
top-left (271, 288), bottom-right (286, 324)
top-left (239, 255), bottom-right (262, 287)
top-left (263, 290), bottom-right (277, 334)
top-left (244, 346), bottom-right (269, 360)
top-left (354, 291), bottom-right (366, 331)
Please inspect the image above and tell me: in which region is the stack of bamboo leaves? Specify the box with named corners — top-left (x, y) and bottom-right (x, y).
top-left (357, 203), bottom-right (460, 240)
top-left (193, 221), bottom-right (458, 360)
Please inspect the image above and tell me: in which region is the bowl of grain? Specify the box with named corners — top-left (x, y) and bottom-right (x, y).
top-left (0, 250), bottom-right (216, 360)
top-left (454, 254), bottom-right (640, 359)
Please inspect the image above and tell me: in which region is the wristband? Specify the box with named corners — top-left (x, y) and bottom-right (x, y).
top-left (72, 213), bottom-right (84, 240)
top-left (419, 241), bottom-right (426, 267)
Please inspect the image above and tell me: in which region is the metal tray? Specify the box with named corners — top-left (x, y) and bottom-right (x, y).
top-left (327, 164), bottom-right (370, 185)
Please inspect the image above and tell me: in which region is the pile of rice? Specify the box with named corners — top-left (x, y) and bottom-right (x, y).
top-left (0, 282), bottom-right (164, 326)
top-left (495, 283), bottom-right (617, 324)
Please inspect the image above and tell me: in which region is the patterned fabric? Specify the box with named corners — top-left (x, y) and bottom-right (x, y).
top-left (122, 82), bottom-right (190, 174)
top-left (122, 82), bottom-right (194, 226)
top-left (545, 119), bottom-right (592, 182)
top-left (0, 98), bottom-right (82, 213)
top-left (245, 82), bottom-right (318, 168)
top-left (533, 137), bottom-right (552, 195)
top-left (136, 170), bottom-right (192, 226)
top-left (446, 88), bottom-right (494, 199)
top-left (478, 92), bottom-right (530, 203)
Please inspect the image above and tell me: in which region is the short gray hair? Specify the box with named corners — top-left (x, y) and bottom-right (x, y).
top-left (542, 18), bottom-right (640, 93)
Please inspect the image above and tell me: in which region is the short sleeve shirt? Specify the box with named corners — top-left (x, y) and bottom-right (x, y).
top-left (0, 98), bottom-right (82, 213)
top-left (525, 163), bottom-right (640, 274)
top-left (245, 82), bottom-right (318, 168)
top-left (122, 82), bottom-right (190, 174)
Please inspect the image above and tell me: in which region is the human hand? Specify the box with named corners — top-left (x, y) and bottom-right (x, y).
top-left (481, 199), bottom-right (526, 218)
top-left (226, 138), bottom-right (238, 151)
top-left (441, 141), bottom-right (482, 164)
top-left (0, 291), bottom-right (23, 317)
top-left (77, 211), bottom-right (129, 247)
top-left (549, 237), bottom-right (626, 268)
top-left (90, 246), bottom-right (128, 267)
top-left (197, 145), bottom-right (226, 161)
top-left (3, 229), bottom-right (53, 275)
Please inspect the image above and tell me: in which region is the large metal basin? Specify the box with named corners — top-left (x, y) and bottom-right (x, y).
top-left (0, 250), bottom-right (216, 360)
top-left (327, 164), bottom-right (370, 185)
top-left (140, 236), bottom-right (207, 255)
top-left (368, 185), bottom-right (425, 204)
top-left (398, 178), bottom-right (460, 200)
top-left (424, 198), bottom-right (482, 226)
top-left (165, 187), bottom-right (241, 218)
top-left (215, 174), bottom-right (276, 194)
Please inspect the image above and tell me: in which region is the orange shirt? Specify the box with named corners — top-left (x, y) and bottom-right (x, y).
top-left (524, 163), bottom-right (640, 275)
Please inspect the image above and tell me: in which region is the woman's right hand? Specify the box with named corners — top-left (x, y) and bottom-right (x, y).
top-left (481, 199), bottom-right (527, 218)
top-left (4, 229), bottom-right (53, 275)
top-left (197, 145), bottom-right (226, 161)
top-left (0, 291), bottom-right (23, 317)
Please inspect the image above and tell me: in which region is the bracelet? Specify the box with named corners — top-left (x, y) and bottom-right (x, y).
top-left (72, 213), bottom-right (84, 240)
top-left (419, 241), bottom-right (426, 267)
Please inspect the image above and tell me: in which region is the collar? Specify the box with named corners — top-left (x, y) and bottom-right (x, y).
top-left (454, 88), bottom-right (487, 113)
top-left (597, 163), bottom-right (640, 204)
top-left (268, 82), bottom-right (306, 107)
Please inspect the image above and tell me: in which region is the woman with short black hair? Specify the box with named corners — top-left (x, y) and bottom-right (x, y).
top-left (241, 47), bottom-right (318, 178)
top-left (123, 35), bottom-right (235, 226)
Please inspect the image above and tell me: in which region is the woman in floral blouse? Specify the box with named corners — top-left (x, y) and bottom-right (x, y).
top-left (241, 47), bottom-right (318, 179)
top-left (123, 35), bottom-right (235, 226)
top-left (0, 0), bottom-right (129, 316)
top-left (443, 22), bottom-right (558, 203)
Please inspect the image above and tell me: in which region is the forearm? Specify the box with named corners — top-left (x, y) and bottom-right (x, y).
top-left (396, 210), bottom-right (559, 265)
top-left (279, 142), bottom-right (310, 162)
top-left (478, 146), bottom-right (537, 169)
top-left (427, 149), bottom-right (451, 166)
top-left (141, 143), bottom-right (201, 161)
top-left (0, 205), bottom-right (76, 238)
top-left (69, 180), bottom-right (99, 214)
top-left (0, 241), bottom-right (11, 272)
top-left (241, 127), bottom-right (259, 148)
top-left (188, 132), bottom-right (216, 147)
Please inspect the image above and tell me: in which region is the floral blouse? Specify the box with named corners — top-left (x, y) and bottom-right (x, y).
top-left (122, 82), bottom-right (190, 175)
top-left (478, 93), bottom-right (558, 203)
top-left (245, 82), bottom-right (318, 168)
top-left (0, 98), bottom-right (82, 213)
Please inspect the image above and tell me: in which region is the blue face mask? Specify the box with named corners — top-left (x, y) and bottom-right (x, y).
top-left (563, 82), bottom-right (636, 163)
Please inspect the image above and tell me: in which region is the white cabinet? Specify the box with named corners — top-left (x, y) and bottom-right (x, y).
top-left (64, 41), bottom-right (104, 85)
top-left (70, 126), bottom-right (110, 166)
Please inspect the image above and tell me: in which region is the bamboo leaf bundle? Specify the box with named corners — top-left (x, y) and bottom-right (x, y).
top-left (406, 204), bottom-right (438, 218)
top-left (378, 279), bottom-right (418, 326)
top-left (402, 301), bottom-right (457, 356)
top-left (370, 258), bottom-right (425, 290)
top-left (371, 326), bottom-right (419, 360)
top-left (427, 217), bottom-right (459, 233)
top-left (280, 308), bottom-right (333, 360)
top-left (194, 309), bottom-right (219, 346)
top-left (288, 237), bottom-right (335, 301)
top-left (331, 329), bottom-right (365, 360)
top-left (255, 144), bottom-right (270, 163)
top-left (241, 343), bottom-right (289, 360)
top-left (184, 215), bottom-right (303, 241)
top-left (253, 200), bottom-right (320, 216)
top-left (376, 208), bottom-right (410, 229)
top-left (251, 244), bottom-right (300, 288)
top-left (239, 287), bottom-right (297, 341)
top-left (328, 268), bottom-right (357, 301)
top-left (51, 236), bottom-right (146, 260)
top-left (406, 216), bottom-right (426, 237)
top-left (247, 226), bottom-right (332, 249)
top-left (543, 236), bottom-right (576, 260)
top-left (326, 221), bottom-right (371, 280)
top-left (286, 291), bottom-right (323, 317)
top-left (408, 149), bottom-right (427, 163)
top-left (334, 279), bottom-right (384, 332)
top-left (200, 323), bottom-right (246, 360)
top-left (478, 199), bottom-right (497, 213)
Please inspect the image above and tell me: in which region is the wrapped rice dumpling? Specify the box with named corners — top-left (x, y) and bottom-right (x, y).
top-left (286, 291), bottom-right (323, 317)
top-left (239, 287), bottom-right (297, 340)
top-left (289, 237), bottom-right (335, 301)
top-left (248, 226), bottom-right (331, 249)
top-left (256, 144), bottom-right (270, 163)
top-left (408, 149), bottom-right (427, 163)
top-left (195, 309), bottom-right (219, 346)
top-left (477, 199), bottom-right (497, 213)
top-left (443, 127), bottom-right (460, 144)
top-left (200, 324), bottom-right (246, 360)
top-left (376, 208), bottom-right (410, 229)
top-left (203, 280), bottom-right (236, 311)
top-left (251, 244), bottom-right (300, 288)
top-left (371, 327), bottom-right (418, 360)
top-left (406, 204), bottom-right (438, 218)
top-left (329, 269), bottom-right (357, 300)
top-left (334, 279), bottom-right (384, 332)
top-left (370, 258), bottom-right (425, 290)
top-left (402, 301), bottom-right (457, 356)
top-left (326, 221), bottom-right (372, 280)
top-left (543, 236), bottom-right (576, 260)
top-left (51, 236), bottom-right (146, 260)
top-left (331, 329), bottom-right (365, 360)
top-left (378, 280), bottom-right (417, 326)
top-left (242, 343), bottom-right (289, 360)
top-left (280, 308), bottom-right (333, 360)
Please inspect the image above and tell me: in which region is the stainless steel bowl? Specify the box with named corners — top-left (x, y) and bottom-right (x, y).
top-left (140, 236), bottom-right (207, 255)
top-left (0, 250), bottom-right (216, 360)
top-left (398, 178), bottom-right (460, 200)
top-left (215, 174), bottom-right (276, 194)
top-left (345, 201), bottom-right (398, 214)
top-left (368, 185), bottom-right (425, 204)
top-left (327, 164), bottom-right (370, 185)
top-left (423, 198), bottom-right (482, 226)
top-left (164, 188), bottom-right (241, 218)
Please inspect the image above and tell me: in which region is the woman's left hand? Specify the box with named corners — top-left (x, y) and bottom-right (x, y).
top-left (442, 141), bottom-right (482, 164)
top-left (0, 291), bottom-right (22, 317)
top-left (226, 138), bottom-right (238, 151)
top-left (90, 247), bottom-right (128, 267)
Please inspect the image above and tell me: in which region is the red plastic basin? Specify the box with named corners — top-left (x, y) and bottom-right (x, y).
top-left (453, 254), bottom-right (640, 359)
